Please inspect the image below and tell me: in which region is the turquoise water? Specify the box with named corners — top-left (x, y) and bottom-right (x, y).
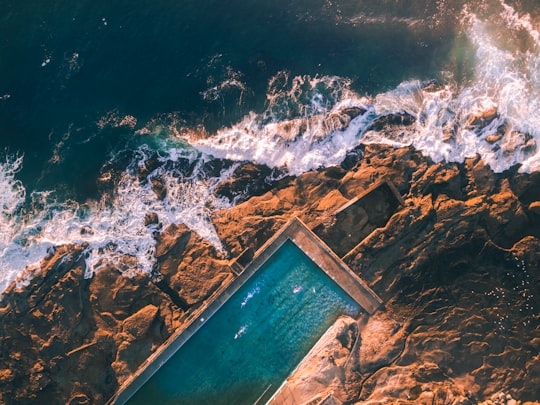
top-left (126, 240), bottom-right (360, 405)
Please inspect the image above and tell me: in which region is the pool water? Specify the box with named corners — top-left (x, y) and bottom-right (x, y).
top-left (127, 240), bottom-right (360, 405)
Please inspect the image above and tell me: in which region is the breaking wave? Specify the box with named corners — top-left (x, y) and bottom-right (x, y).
top-left (0, 147), bottom-right (232, 294)
top-left (190, 2), bottom-right (540, 174)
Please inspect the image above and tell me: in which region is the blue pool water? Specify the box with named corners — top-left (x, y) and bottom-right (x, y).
top-left (127, 240), bottom-right (360, 404)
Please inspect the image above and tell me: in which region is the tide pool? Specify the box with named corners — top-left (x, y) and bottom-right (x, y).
top-left (126, 239), bottom-right (360, 405)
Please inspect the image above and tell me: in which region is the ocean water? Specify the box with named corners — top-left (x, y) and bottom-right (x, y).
top-left (1, 0), bottom-right (540, 292)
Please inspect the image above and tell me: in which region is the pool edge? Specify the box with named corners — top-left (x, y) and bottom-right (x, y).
top-left (108, 218), bottom-right (382, 405)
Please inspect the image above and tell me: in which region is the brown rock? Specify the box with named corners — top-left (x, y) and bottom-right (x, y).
top-left (465, 156), bottom-right (496, 197)
top-left (508, 171), bottom-right (540, 202)
top-left (69, 393), bottom-right (91, 405)
top-left (215, 162), bottom-right (278, 202)
top-left (144, 213), bottom-right (159, 227)
top-left (151, 178), bottom-right (167, 200)
top-left (2, 142), bottom-right (540, 404)
top-left (342, 106), bottom-right (366, 119)
top-left (155, 224), bottom-right (191, 258)
top-left (528, 201), bottom-right (540, 215)
top-left (485, 134), bottom-right (502, 143)
top-left (367, 112), bottom-right (416, 132)
top-left (467, 106), bottom-right (498, 127)
top-left (268, 316), bottom-right (358, 404)
top-left (315, 189), bottom-right (348, 212)
top-left (137, 156), bottom-right (161, 180)
top-left (486, 182), bottom-right (530, 247)
top-left (501, 131), bottom-right (536, 156)
top-left (0, 369), bottom-right (14, 384)
top-left (122, 305), bottom-right (159, 339)
top-left (442, 127), bottom-right (455, 142)
top-left (324, 107), bottom-right (365, 132)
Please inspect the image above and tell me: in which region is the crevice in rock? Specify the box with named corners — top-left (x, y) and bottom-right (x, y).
top-left (353, 322), bottom-right (424, 402)
top-left (149, 274), bottom-right (189, 312)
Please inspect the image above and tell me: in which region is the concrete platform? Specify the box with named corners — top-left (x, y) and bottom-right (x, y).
top-left (313, 178), bottom-right (404, 257)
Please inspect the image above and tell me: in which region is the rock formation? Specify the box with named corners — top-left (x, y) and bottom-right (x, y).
top-left (0, 140), bottom-right (539, 404)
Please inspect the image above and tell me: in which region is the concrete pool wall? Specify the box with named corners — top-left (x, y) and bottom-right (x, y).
top-left (109, 218), bottom-right (382, 404)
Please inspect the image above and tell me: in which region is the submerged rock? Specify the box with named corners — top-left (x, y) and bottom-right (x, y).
top-left (501, 131), bottom-right (536, 156)
top-left (150, 177), bottom-right (167, 200)
top-left (324, 106), bottom-right (366, 132)
top-left (529, 201), bottom-right (540, 215)
top-left (366, 112), bottom-right (416, 132)
top-left (486, 134), bottom-right (502, 143)
top-left (143, 212), bottom-right (159, 227)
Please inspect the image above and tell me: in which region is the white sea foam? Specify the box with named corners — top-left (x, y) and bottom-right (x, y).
top-left (0, 155), bottom-right (48, 292)
top-left (0, 154), bottom-right (25, 244)
top-left (192, 73), bottom-right (372, 175)
top-left (402, 2), bottom-right (540, 173)
top-left (190, 2), bottom-right (540, 174)
top-left (0, 147), bottom-right (232, 294)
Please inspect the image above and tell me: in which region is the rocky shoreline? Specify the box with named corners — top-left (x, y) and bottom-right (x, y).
top-left (1, 140), bottom-right (539, 404)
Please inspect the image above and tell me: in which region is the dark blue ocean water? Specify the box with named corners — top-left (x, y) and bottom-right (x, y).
top-left (0, 0), bottom-right (467, 200)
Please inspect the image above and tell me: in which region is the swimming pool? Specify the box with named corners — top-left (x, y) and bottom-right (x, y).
top-left (125, 239), bottom-right (360, 404)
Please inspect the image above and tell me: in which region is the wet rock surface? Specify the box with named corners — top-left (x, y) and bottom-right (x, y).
top-left (0, 144), bottom-right (539, 404)
top-left (0, 229), bottom-right (231, 404)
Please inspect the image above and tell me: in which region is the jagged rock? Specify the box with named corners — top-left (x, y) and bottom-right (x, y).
top-left (486, 134), bottom-right (502, 143)
top-left (150, 177), bottom-right (167, 200)
top-left (69, 393), bottom-right (91, 405)
top-left (508, 171), bottom-right (540, 203)
top-left (467, 106), bottom-right (498, 128)
top-left (501, 131), bottom-right (536, 156)
top-left (80, 225), bottom-right (94, 235)
top-left (144, 212), bottom-right (159, 226)
top-left (154, 223), bottom-right (231, 306)
top-left (315, 189), bottom-right (348, 212)
top-left (137, 156), bottom-right (162, 180)
top-left (367, 112), bottom-right (416, 132)
top-left (97, 150), bottom-right (137, 196)
top-left (342, 106), bottom-right (366, 119)
top-left (121, 305), bottom-right (159, 339)
top-left (421, 80), bottom-right (444, 93)
top-left (485, 182), bottom-right (530, 247)
top-left (529, 201), bottom-right (540, 215)
top-left (443, 126), bottom-right (456, 142)
top-left (200, 158), bottom-right (234, 178)
top-left (465, 156), bottom-right (496, 197)
top-left (214, 162), bottom-right (279, 202)
top-left (340, 145), bottom-right (364, 170)
top-left (154, 224), bottom-right (191, 258)
top-left (324, 106), bottom-right (366, 132)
